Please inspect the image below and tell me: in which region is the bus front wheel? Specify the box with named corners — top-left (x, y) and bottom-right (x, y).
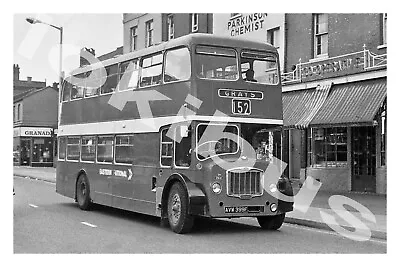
top-left (167, 182), bottom-right (194, 234)
top-left (76, 174), bottom-right (92, 210)
top-left (257, 213), bottom-right (285, 230)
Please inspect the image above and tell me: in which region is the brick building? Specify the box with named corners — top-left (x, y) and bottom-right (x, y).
top-left (122, 13), bottom-right (213, 54)
top-left (214, 13), bottom-right (387, 194)
top-left (13, 64), bottom-right (46, 96)
top-left (13, 84), bottom-right (59, 167)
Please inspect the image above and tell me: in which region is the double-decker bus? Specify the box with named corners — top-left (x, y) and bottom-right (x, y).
top-left (56, 33), bottom-right (293, 234)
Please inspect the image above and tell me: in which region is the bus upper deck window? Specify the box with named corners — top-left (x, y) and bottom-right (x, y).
top-left (240, 50), bottom-right (279, 85)
top-left (164, 47), bottom-right (191, 83)
top-left (195, 45), bottom-right (238, 80)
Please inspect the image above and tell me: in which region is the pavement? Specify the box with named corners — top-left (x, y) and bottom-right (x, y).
top-left (13, 166), bottom-right (387, 240)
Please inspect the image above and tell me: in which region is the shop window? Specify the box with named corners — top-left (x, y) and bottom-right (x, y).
top-left (115, 135), bottom-right (134, 164)
top-left (58, 137), bottom-right (66, 160)
top-left (160, 128), bottom-right (173, 167)
top-left (101, 64), bottom-right (118, 94)
top-left (140, 53), bottom-right (163, 87)
top-left (145, 20), bottom-right (154, 48)
top-left (164, 47), bottom-right (191, 83)
top-left (97, 136), bottom-right (114, 163)
top-left (314, 13), bottom-right (328, 58)
top-left (81, 136), bottom-right (96, 162)
top-left (67, 137), bottom-right (80, 161)
top-left (308, 127), bottom-right (347, 167)
top-left (118, 59), bottom-right (139, 91)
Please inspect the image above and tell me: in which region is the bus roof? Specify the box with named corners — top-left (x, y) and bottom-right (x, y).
top-left (70, 33), bottom-right (277, 76)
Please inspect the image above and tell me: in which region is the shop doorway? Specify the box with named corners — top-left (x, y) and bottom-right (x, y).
top-left (20, 138), bottom-right (31, 166)
top-left (351, 126), bottom-right (376, 192)
top-left (32, 137), bottom-right (53, 167)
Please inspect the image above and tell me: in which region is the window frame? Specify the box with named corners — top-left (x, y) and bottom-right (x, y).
top-left (174, 126), bottom-right (192, 169)
top-left (66, 136), bottom-right (81, 162)
top-left (58, 137), bottom-right (67, 160)
top-left (382, 13), bottom-right (387, 46)
top-left (307, 127), bottom-right (348, 168)
top-left (80, 136), bottom-right (96, 163)
top-left (160, 128), bottom-right (174, 168)
top-left (130, 26), bottom-right (138, 52)
top-left (96, 135), bottom-right (114, 164)
top-left (167, 14), bottom-right (174, 40)
top-left (61, 80), bottom-right (71, 102)
top-left (139, 52), bottom-right (163, 88)
top-left (267, 27), bottom-right (280, 49)
top-left (195, 45), bottom-right (240, 81)
top-left (145, 19), bottom-right (154, 48)
top-left (240, 50), bottom-right (280, 85)
top-left (195, 123), bottom-right (240, 162)
top-left (118, 59), bottom-right (140, 91)
top-left (100, 64), bottom-right (118, 95)
top-left (191, 13), bottom-right (199, 33)
top-left (163, 46), bottom-right (191, 84)
top-left (114, 134), bottom-right (135, 165)
top-left (313, 13), bottom-right (328, 58)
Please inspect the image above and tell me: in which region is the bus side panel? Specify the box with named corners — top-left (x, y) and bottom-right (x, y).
top-left (56, 161), bottom-right (76, 199)
top-left (84, 163), bottom-right (113, 207)
top-left (129, 132), bottom-right (159, 216)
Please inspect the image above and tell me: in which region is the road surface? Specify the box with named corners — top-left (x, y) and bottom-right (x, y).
top-left (13, 176), bottom-right (386, 253)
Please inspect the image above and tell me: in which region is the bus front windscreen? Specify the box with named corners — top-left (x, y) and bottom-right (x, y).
top-left (196, 124), bottom-right (239, 160)
top-left (195, 46), bottom-right (238, 80)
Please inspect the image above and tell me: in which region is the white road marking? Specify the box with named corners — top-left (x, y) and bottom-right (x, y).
top-left (81, 222), bottom-right (97, 228)
top-left (28, 204), bottom-right (38, 208)
top-left (284, 223), bottom-right (387, 245)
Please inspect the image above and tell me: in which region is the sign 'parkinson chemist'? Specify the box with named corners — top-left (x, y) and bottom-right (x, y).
top-left (228, 13), bottom-right (266, 37)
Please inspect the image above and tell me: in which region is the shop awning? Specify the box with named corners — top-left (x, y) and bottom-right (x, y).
top-left (282, 83), bottom-right (332, 128)
top-left (310, 78), bottom-right (386, 126)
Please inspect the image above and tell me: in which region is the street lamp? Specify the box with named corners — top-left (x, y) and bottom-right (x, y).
top-left (26, 17), bottom-right (63, 164)
top-left (26, 17), bottom-right (63, 117)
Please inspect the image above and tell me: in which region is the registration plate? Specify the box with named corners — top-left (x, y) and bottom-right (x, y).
top-left (232, 99), bottom-right (251, 115)
top-left (224, 206), bottom-right (248, 213)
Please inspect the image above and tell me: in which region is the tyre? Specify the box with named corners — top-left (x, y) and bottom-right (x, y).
top-left (257, 213), bottom-right (285, 230)
top-left (76, 174), bottom-right (92, 210)
top-left (167, 182), bottom-right (194, 234)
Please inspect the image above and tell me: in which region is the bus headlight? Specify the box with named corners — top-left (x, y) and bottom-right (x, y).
top-left (270, 203), bottom-right (278, 212)
top-left (211, 182), bottom-right (222, 194)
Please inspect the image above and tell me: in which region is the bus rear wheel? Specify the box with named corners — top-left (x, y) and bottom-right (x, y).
top-left (167, 182), bottom-right (194, 234)
top-left (76, 174), bottom-right (92, 210)
top-left (257, 213), bottom-right (285, 230)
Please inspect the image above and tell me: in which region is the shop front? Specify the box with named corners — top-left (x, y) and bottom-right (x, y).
top-left (13, 127), bottom-right (55, 167)
top-left (282, 78), bottom-right (387, 194)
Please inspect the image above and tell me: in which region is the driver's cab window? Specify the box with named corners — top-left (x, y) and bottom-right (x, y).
top-left (175, 125), bottom-right (192, 168)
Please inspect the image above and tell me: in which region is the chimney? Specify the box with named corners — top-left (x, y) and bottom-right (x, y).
top-left (13, 64), bottom-right (20, 81)
top-left (80, 47), bottom-right (96, 67)
top-left (52, 82), bottom-right (59, 90)
top-left (27, 76), bottom-right (32, 82)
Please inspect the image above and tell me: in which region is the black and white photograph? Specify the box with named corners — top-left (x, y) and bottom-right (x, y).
top-left (9, 1), bottom-right (395, 259)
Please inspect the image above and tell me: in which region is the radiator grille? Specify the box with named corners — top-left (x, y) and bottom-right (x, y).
top-left (227, 169), bottom-right (263, 197)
